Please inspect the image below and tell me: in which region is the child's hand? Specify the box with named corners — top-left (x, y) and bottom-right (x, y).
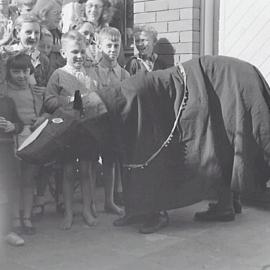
top-left (4, 121), bottom-right (15, 133)
top-left (31, 116), bottom-right (46, 131)
top-left (33, 85), bottom-right (46, 95)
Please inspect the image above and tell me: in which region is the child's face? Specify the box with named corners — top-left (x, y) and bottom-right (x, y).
top-left (43, 4), bottom-right (62, 30)
top-left (61, 40), bottom-right (86, 70)
top-left (9, 68), bottom-right (31, 87)
top-left (18, 1), bottom-right (37, 14)
top-left (17, 22), bottom-right (41, 50)
top-left (135, 31), bottom-right (155, 57)
top-left (99, 36), bottom-right (121, 63)
top-left (78, 23), bottom-right (95, 46)
top-left (38, 35), bottom-right (53, 56)
top-left (85, 0), bottom-right (104, 25)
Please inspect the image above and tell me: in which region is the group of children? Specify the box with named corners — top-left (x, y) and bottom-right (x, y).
top-left (0, 0), bottom-right (166, 247)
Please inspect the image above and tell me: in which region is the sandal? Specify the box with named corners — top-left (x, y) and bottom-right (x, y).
top-left (22, 217), bottom-right (36, 235)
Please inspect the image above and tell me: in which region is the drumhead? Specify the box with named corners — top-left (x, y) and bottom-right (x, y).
top-left (17, 119), bottom-right (49, 151)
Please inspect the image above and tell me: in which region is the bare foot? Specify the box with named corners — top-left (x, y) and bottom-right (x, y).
top-left (90, 201), bottom-right (98, 218)
top-left (60, 213), bottom-right (73, 230)
top-left (104, 203), bottom-right (124, 216)
top-left (82, 210), bottom-right (98, 227)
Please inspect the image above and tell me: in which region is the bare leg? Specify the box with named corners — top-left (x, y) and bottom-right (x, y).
top-left (22, 164), bottom-right (36, 227)
top-left (60, 162), bottom-right (74, 230)
top-left (80, 160), bottom-right (97, 226)
top-left (89, 160), bottom-right (98, 218)
top-left (103, 160), bottom-right (124, 216)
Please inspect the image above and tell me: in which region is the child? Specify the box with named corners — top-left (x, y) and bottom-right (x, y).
top-left (0, 85), bottom-right (25, 246)
top-left (38, 27), bottom-right (65, 78)
top-left (125, 25), bottom-right (168, 76)
top-left (74, 20), bottom-right (98, 66)
top-left (95, 26), bottom-right (129, 215)
top-left (7, 13), bottom-right (50, 93)
top-left (5, 53), bottom-right (47, 235)
top-left (44, 30), bottom-right (98, 230)
top-left (0, 0), bottom-right (37, 46)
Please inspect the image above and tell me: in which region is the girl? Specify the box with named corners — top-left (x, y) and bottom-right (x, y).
top-left (6, 53), bottom-right (47, 235)
top-left (7, 13), bottom-right (50, 94)
top-left (0, 75), bottom-right (25, 245)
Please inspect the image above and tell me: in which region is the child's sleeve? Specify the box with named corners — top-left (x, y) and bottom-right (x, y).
top-left (44, 70), bottom-right (69, 114)
top-left (9, 98), bottom-right (23, 134)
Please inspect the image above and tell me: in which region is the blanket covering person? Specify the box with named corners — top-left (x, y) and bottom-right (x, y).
top-left (17, 55), bottom-right (270, 220)
top-left (97, 55), bottom-right (270, 217)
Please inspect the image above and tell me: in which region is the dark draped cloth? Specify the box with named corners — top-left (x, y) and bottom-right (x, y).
top-left (98, 55), bottom-right (270, 216)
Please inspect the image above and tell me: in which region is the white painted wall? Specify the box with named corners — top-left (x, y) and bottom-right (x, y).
top-left (218, 0), bottom-right (270, 83)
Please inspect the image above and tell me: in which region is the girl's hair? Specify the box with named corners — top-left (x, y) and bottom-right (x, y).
top-left (133, 25), bottom-right (158, 44)
top-left (6, 52), bottom-right (34, 81)
top-left (84, 0), bottom-right (114, 29)
top-left (97, 26), bottom-right (121, 43)
top-left (13, 13), bottom-right (41, 39)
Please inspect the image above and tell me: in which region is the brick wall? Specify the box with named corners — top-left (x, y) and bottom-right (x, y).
top-left (134, 0), bottom-right (201, 65)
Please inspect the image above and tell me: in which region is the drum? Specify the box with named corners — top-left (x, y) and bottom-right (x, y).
top-left (16, 108), bottom-right (80, 164)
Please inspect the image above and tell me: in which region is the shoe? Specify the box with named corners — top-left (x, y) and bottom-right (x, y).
top-left (209, 201), bottom-right (242, 214)
top-left (113, 214), bottom-right (146, 226)
top-left (139, 212), bottom-right (169, 234)
top-left (22, 218), bottom-right (36, 235)
top-left (5, 232), bottom-right (24, 246)
top-left (194, 204), bottom-right (235, 222)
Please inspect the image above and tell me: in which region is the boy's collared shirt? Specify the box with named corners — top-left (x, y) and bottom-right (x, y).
top-left (96, 58), bottom-right (130, 87)
top-left (44, 64), bottom-right (99, 113)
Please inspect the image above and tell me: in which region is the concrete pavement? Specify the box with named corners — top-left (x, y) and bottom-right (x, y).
top-left (1, 187), bottom-right (270, 270)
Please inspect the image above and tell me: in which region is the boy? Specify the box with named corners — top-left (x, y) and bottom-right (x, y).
top-left (95, 26), bottom-right (129, 215)
top-left (38, 28), bottom-right (65, 78)
top-left (44, 30), bottom-right (98, 230)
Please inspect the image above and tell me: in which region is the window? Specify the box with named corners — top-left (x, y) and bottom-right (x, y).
top-left (110, 0), bottom-right (134, 55)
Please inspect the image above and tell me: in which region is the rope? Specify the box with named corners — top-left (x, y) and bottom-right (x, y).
top-left (123, 63), bottom-right (189, 170)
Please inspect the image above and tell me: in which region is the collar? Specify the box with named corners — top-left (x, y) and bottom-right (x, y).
top-left (99, 57), bottom-right (118, 70)
top-left (7, 81), bottom-right (30, 91)
top-left (63, 64), bottom-right (86, 75)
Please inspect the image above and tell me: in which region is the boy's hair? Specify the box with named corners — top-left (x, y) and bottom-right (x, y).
top-left (13, 13), bottom-right (41, 39)
top-left (133, 25), bottom-right (158, 44)
top-left (6, 52), bottom-right (34, 81)
top-left (61, 30), bottom-right (86, 49)
top-left (97, 26), bottom-right (121, 44)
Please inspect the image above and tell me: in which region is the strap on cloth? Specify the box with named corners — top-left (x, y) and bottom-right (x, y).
top-left (123, 63), bottom-right (189, 170)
